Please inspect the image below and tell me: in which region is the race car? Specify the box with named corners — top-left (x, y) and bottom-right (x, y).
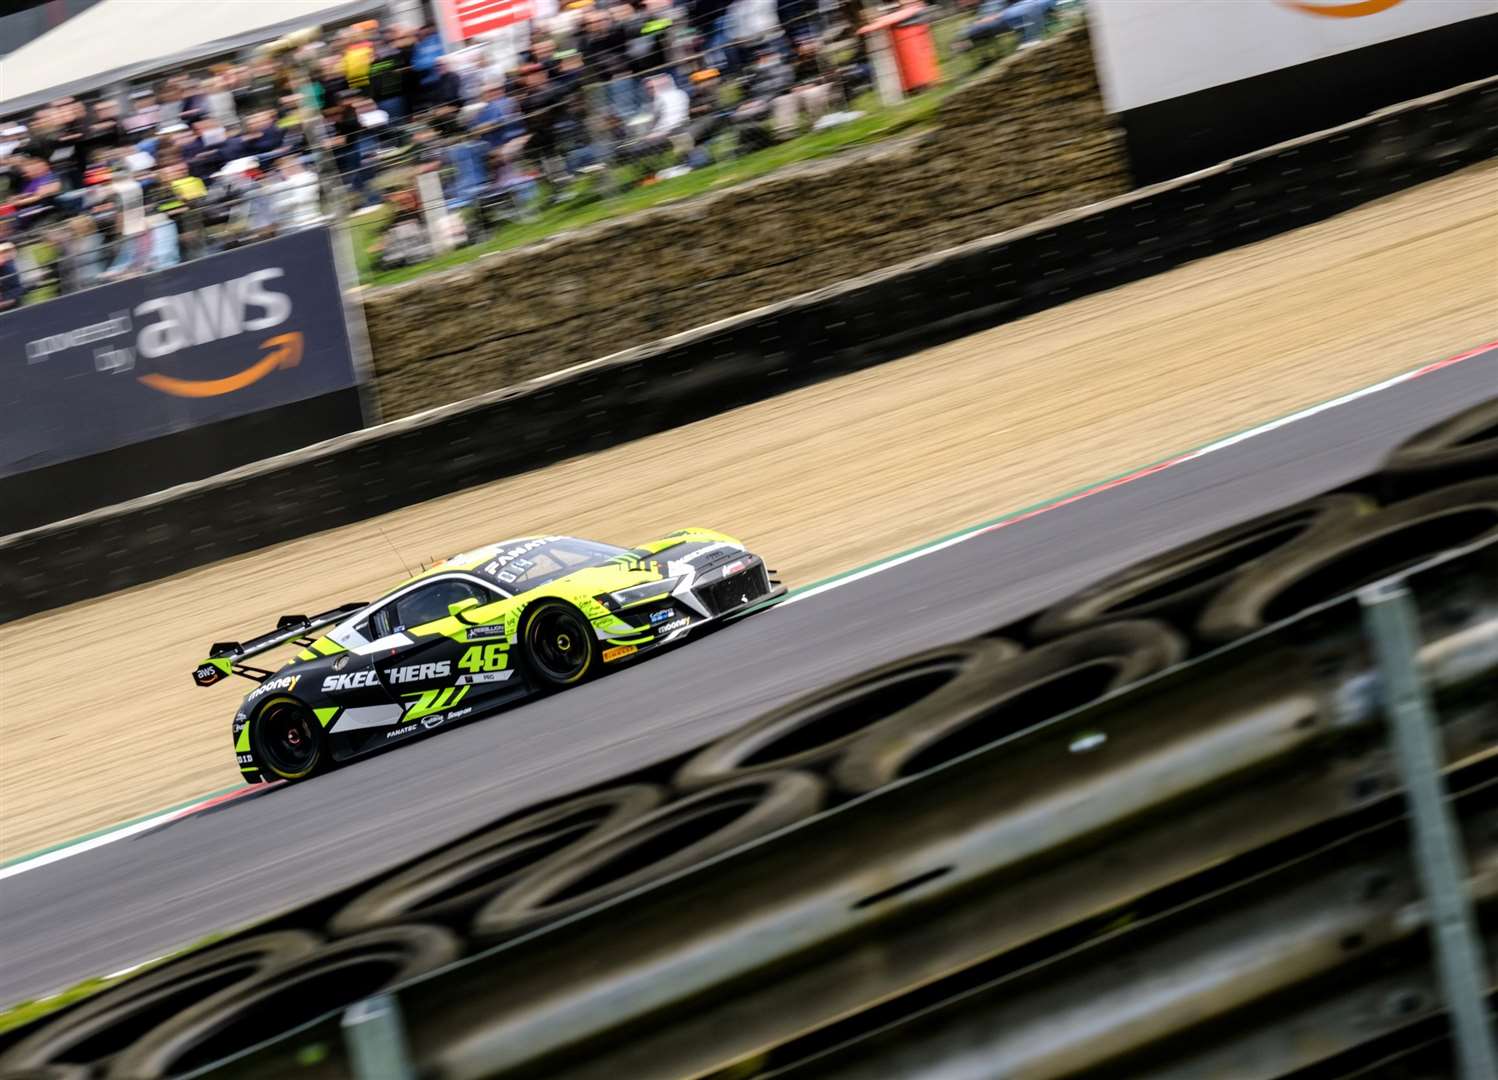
top-left (194, 529), bottom-right (784, 784)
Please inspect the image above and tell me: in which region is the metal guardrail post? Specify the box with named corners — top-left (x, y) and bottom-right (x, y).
top-left (343, 993), bottom-right (415, 1080)
top-left (1360, 580), bottom-right (1498, 1079)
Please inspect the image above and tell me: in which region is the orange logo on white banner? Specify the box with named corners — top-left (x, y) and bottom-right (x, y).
top-left (1277, 0), bottom-right (1404, 17)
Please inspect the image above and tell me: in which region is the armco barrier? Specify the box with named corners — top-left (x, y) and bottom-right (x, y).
top-left (1, 73), bottom-right (1495, 622)
top-left (4, 405), bottom-right (1497, 1078)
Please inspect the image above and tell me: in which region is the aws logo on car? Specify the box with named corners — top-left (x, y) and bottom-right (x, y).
top-left (133, 268), bottom-right (303, 398)
top-left (1276, 0), bottom-right (1404, 16)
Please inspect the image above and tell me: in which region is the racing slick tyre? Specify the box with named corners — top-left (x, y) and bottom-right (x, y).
top-left (0, 932), bottom-right (320, 1073)
top-left (835, 621), bottom-right (1186, 794)
top-left (327, 784), bottom-right (667, 935)
top-left (1029, 495), bottom-right (1372, 644)
top-left (471, 771), bottom-right (826, 937)
top-left (673, 639), bottom-right (1022, 791)
top-left (1379, 399), bottom-right (1498, 494)
top-left (520, 600), bottom-right (599, 689)
top-left (249, 697), bottom-right (326, 781)
top-left (109, 926), bottom-right (461, 1080)
top-left (1199, 479), bottom-right (1498, 643)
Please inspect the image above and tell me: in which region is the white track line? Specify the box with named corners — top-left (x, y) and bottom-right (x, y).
top-left (784, 342), bottom-right (1496, 609)
top-left (4, 341), bottom-right (1494, 881)
top-left (0, 806), bottom-right (203, 882)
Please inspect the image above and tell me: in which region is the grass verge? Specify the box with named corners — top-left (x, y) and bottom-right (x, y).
top-left (0, 931), bottom-right (228, 1034)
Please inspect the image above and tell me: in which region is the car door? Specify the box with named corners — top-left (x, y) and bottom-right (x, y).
top-left (372, 577), bottom-right (507, 731)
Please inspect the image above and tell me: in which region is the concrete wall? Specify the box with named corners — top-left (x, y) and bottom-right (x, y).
top-left (362, 23), bottom-right (1130, 420)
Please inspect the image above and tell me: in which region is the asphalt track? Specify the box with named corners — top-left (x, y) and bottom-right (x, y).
top-left (2, 347), bottom-right (1496, 1007)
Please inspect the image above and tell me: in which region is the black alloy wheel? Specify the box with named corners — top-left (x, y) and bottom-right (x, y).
top-left (522, 602), bottom-right (598, 687)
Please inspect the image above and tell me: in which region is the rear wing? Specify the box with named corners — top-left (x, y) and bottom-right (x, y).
top-left (193, 602), bottom-right (367, 687)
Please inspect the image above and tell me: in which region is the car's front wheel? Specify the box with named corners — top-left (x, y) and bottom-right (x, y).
top-left (520, 601), bottom-right (598, 689)
top-left (251, 697), bottom-right (325, 781)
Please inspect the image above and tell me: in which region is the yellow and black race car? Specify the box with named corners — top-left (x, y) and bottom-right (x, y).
top-left (194, 529), bottom-right (783, 783)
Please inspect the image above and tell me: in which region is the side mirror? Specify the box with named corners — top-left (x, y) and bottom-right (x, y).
top-left (448, 597), bottom-right (480, 616)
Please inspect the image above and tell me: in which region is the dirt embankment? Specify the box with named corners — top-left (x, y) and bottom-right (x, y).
top-left (1, 160), bottom-right (1494, 860)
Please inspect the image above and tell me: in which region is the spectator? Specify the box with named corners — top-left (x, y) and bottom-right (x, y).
top-left (646, 72), bottom-right (690, 141)
top-left (123, 90), bottom-right (160, 136)
top-left (623, 73), bottom-right (688, 165)
top-left (315, 54), bottom-right (351, 109)
top-left (12, 157), bottom-right (61, 227)
top-left (772, 37), bottom-right (830, 137)
top-left (343, 22), bottom-right (380, 91)
top-left (0, 242), bottom-right (24, 310)
top-left (690, 0), bottom-right (736, 71)
top-left (369, 25), bottom-right (413, 122)
top-left (732, 43), bottom-right (793, 152)
top-left (202, 70), bottom-right (242, 127)
top-left (427, 55), bottom-right (466, 122)
top-left (472, 82), bottom-right (527, 152)
top-left (0, 122), bottom-right (26, 161)
top-left (627, 0), bottom-right (677, 82)
top-left (241, 57), bottom-right (285, 114)
top-left (157, 75), bottom-right (191, 126)
top-left (79, 99), bottom-right (123, 174)
top-left (144, 202), bottom-right (181, 271)
top-left (580, 8), bottom-right (630, 86)
top-left (183, 115), bottom-right (230, 179)
top-left (683, 67), bottom-right (730, 166)
top-left (57, 213), bottom-right (104, 291)
top-left (410, 23), bottom-right (447, 105)
top-left (601, 4), bottom-right (645, 120)
top-left (0, 0), bottom-right (972, 294)
top-left (958, 0), bottom-right (1057, 52)
top-left (725, 0), bottom-right (784, 52)
top-left (268, 153), bottom-right (322, 229)
top-left (367, 189), bottom-right (431, 269)
top-left (43, 98), bottom-right (87, 190)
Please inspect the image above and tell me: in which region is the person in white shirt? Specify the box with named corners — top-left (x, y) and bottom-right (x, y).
top-left (268, 154), bottom-right (324, 231)
top-left (101, 162), bottom-right (147, 279)
top-left (647, 74), bottom-right (689, 139)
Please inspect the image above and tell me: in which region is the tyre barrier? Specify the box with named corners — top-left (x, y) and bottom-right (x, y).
top-left (834, 621), bottom-right (1187, 795)
top-left (0, 932), bottom-right (320, 1073)
top-left (0, 1067), bottom-right (91, 1080)
top-left (1199, 479), bottom-right (1498, 643)
top-left (472, 771), bottom-right (826, 937)
top-left (327, 784), bottom-right (666, 936)
top-left (1380, 398), bottom-right (1498, 493)
top-left (5, 472), bottom-right (1497, 1073)
top-left (673, 639), bottom-right (1021, 791)
top-left (1028, 496), bottom-right (1372, 644)
top-left (107, 926), bottom-right (460, 1080)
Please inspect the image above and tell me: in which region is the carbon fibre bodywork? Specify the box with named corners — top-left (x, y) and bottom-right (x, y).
top-left (196, 529), bottom-right (784, 783)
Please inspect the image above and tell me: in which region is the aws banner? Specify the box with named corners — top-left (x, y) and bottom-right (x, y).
top-left (0, 226), bottom-right (359, 478)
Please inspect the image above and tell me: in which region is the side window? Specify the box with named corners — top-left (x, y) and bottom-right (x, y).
top-left (393, 580), bottom-right (491, 630)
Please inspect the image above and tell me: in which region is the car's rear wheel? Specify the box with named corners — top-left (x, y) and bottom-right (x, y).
top-left (521, 601), bottom-right (598, 689)
top-left (252, 698), bottom-right (325, 781)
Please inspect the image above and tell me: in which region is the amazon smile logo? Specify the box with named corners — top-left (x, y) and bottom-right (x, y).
top-left (23, 266), bottom-right (306, 396)
top-left (1276, 0), bottom-right (1404, 16)
top-left (138, 332), bottom-right (304, 398)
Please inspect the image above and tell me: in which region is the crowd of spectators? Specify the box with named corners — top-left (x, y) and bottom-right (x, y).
top-left (0, 0), bottom-right (1066, 305)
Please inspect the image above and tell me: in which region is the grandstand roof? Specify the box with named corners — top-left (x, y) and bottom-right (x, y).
top-left (0, 0), bottom-right (384, 116)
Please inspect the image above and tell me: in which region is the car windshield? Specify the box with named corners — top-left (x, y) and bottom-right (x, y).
top-left (482, 537), bottom-right (628, 593)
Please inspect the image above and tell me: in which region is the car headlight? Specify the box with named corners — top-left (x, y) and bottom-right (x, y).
top-left (602, 578), bottom-right (681, 609)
